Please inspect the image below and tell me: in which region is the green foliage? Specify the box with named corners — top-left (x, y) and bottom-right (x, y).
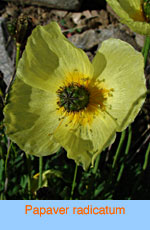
top-left (0, 114), bottom-right (150, 200)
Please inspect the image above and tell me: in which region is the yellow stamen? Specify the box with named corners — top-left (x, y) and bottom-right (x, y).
top-left (56, 71), bottom-right (113, 126)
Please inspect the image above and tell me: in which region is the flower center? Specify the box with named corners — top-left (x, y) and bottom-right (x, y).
top-left (143, 0), bottom-right (150, 22)
top-left (56, 72), bottom-right (112, 126)
top-left (57, 84), bottom-right (90, 112)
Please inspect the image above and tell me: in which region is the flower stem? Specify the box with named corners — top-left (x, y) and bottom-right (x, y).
top-left (16, 43), bottom-right (21, 68)
top-left (125, 125), bottom-right (132, 155)
top-left (4, 141), bottom-right (12, 197)
top-left (38, 156), bottom-right (43, 189)
top-left (5, 141), bottom-right (12, 178)
top-left (70, 164), bottom-right (78, 200)
top-left (142, 36), bottom-right (150, 66)
top-left (26, 154), bottom-right (32, 199)
top-left (141, 37), bottom-right (150, 171)
top-left (117, 125), bottom-right (132, 181)
top-left (143, 143), bottom-right (150, 170)
top-left (92, 154), bottom-right (101, 174)
top-left (112, 130), bottom-right (126, 168)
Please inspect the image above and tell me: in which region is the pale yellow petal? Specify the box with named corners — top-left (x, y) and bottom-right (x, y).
top-left (4, 77), bottom-right (60, 156)
top-left (95, 38), bottom-right (146, 131)
top-left (92, 52), bottom-right (107, 79)
top-left (53, 111), bottom-right (117, 170)
top-left (106, 0), bottom-right (150, 35)
top-left (17, 22), bottom-right (93, 92)
top-left (118, 0), bottom-right (143, 18)
top-left (121, 19), bottom-right (150, 35)
top-left (106, 0), bottom-right (131, 20)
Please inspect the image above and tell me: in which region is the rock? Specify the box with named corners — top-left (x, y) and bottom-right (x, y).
top-left (98, 10), bottom-right (109, 27)
top-left (71, 12), bottom-right (82, 24)
top-left (69, 24), bottom-right (139, 51)
top-left (135, 34), bottom-right (145, 48)
top-left (69, 30), bottom-right (100, 50)
top-left (50, 10), bottom-right (68, 18)
top-left (3, 0), bottom-right (83, 10)
top-left (82, 10), bottom-right (92, 19)
top-left (0, 17), bottom-right (14, 86)
top-left (98, 24), bottom-right (139, 50)
top-left (106, 4), bottom-right (120, 21)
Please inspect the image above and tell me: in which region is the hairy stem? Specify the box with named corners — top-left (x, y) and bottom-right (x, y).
top-left (143, 143), bottom-right (150, 170)
top-left (38, 157), bottom-right (43, 189)
top-left (70, 164), bottom-right (78, 200)
top-left (112, 130), bottom-right (126, 168)
top-left (142, 36), bottom-right (150, 66)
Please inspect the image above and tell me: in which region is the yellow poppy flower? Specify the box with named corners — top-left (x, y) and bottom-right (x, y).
top-left (106, 0), bottom-right (150, 35)
top-left (4, 22), bottom-right (146, 170)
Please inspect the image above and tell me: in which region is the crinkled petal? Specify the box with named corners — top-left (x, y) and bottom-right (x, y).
top-left (118, 0), bottom-right (143, 17)
top-left (53, 112), bottom-right (117, 170)
top-left (106, 0), bottom-right (150, 35)
top-left (94, 38), bottom-right (146, 131)
top-left (107, 0), bottom-right (143, 20)
top-left (4, 77), bottom-right (60, 156)
top-left (106, 0), bottom-right (132, 20)
top-left (17, 22), bottom-right (93, 92)
top-left (121, 19), bottom-right (150, 35)
top-left (53, 117), bottom-right (93, 170)
top-left (92, 52), bottom-right (107, 79)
